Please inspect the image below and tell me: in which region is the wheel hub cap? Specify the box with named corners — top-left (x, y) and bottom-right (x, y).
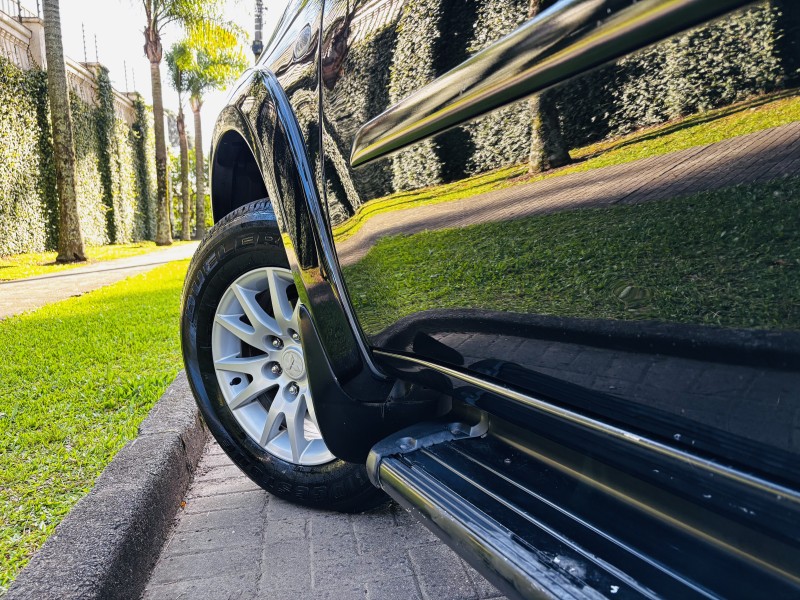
top-left (281, 348), bottom-right (305, 380)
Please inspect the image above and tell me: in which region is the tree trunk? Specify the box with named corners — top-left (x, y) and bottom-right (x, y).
top-left (150, 60), bottom-right (173, 245)
top-left (528, 94), bottom-right (570, 173)
top-left (43, 0), bottom-right (86, 262)
top-left (527, 0), bottom-right (570, 174)
top-left (774, 0), bottom-right (800, 87)
top-left (191, 97), bottom-right (206, 239)
top-left (177, 107), bottom-right (191, 240)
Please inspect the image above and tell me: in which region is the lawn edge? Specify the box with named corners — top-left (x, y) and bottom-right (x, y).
top-left (6, 371), bottom-right (208, 600)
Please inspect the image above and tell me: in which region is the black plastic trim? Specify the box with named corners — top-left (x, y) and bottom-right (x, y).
top-left (298, 306), bottom-right (447, 462)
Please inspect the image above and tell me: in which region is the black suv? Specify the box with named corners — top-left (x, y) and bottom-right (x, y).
top-left (180, 0), bottom-right (800, 597)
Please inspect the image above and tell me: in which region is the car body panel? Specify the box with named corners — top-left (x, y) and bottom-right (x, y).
top-left (206, 0), bottom-right (800, 594)
top-left (318, 0), bottom-right (800, 477)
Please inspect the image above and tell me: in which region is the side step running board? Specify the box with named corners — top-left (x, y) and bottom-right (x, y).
top-left (368, 422), bottom-right (800, 600)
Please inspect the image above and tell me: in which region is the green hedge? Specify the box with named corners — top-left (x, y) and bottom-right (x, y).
top-left (0, 58), bottom-right (156, 255)
top-left (70, 92), bottom-right (107, 246)
top-left (132, 96), bottom-right (156, 241)
top-left (0, 60), bottom-right (49, 255)
top-left (555, 3), bottom-right (785, 148)
top-left (465, 0), bottom-right (530, 174)
top-left (323, 26), bottom-right (397, 224)
top-left (388, 0), bottom-right (443, 191)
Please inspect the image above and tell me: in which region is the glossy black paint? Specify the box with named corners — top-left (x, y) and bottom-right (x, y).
top-left (350, 0), bottom-right (753, 166)
top-left (206, 0), bottom-right (800, 594)
top-left (317, 0), bottom-right (799, 475)
top-left (299, 306), bottom-right (448, 461)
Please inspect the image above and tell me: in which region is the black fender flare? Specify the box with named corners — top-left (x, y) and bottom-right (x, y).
top-left (207, 69), bottom-right (445, 461)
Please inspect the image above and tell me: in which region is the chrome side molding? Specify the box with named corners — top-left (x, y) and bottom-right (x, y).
top-left (350, 0), bottom-right (753, 167)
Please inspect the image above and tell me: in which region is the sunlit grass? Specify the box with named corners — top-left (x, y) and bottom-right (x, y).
top-left (0, 260), bottom-right (189, 592)
top-left (0, 241), bottom-right (194, 281)
top-left (335, 90), bottom-right (800, 243)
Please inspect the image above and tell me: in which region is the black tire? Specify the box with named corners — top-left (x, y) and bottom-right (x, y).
top-left (181, 199), bottom-right (386, 512)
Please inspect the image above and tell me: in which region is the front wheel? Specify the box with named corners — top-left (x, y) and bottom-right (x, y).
top-left (181, 200), bottom-right (385, 512)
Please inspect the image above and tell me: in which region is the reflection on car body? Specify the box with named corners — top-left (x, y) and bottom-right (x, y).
top-left (188, 0), bottom-right (800, 596)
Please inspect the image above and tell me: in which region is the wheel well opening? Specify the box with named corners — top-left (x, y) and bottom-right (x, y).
top-left (211, 130), bottom-right (269, 222)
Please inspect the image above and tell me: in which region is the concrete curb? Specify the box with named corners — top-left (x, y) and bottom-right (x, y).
top-left (7, 372), bottom-right (208, 600)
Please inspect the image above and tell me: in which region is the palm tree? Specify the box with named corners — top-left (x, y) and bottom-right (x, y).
top-left (182, 32), bottom-right (247, 238)
top-left (141, 0), bottom-right (225, 246)
top-left (43, 0), bottom-right (86, 262)
top-left (166, 43), bottom-right (192, 240)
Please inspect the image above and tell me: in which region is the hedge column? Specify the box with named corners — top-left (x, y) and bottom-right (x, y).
top-left (43, 0), bottom-right (86, 262)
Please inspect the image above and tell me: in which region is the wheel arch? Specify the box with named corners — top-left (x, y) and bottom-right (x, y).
top-left (210, 127), bottom-right (268, 223)
top-left (206, 70), bottom-right (445, 461)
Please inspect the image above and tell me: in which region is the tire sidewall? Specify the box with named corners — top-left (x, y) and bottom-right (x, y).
top-left (181, 203), bottom-right (376, 509)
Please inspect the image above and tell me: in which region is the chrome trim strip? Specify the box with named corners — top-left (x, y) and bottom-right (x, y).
top-left (350, 0), bottom-right (753, 167)
top-left (373, 349), bottom-right (800, 504)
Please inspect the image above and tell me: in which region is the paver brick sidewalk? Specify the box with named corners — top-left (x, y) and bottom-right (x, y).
top-left (144, 442), bottom-right (505, 600)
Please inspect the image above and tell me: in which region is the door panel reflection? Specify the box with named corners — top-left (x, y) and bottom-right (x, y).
top-left (320, 0), bottom-right (800, 469)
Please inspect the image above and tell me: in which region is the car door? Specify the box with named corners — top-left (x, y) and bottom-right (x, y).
top-left (319, 0), bottom-right (799, 591)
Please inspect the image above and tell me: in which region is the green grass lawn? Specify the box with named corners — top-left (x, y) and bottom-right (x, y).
top-left (0, 260), bottom-right (189, 592)
top-left (0, 241), bottom-right (194, 281)
top-left (345, 177), bottom-right (800, 335)
top-left (334, 90), bottom-right (800, 243)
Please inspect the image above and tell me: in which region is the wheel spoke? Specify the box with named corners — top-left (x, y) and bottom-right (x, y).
top-left (284, 393), bottom-right (309, 463)
top-left (214, 355), bottom-right (269, 376)
top-left (214, 314), bottom-right (263, 350)
top-left (260, 395), bottom-right (286, 446)
top-left (267, 269), bottom-right (294, 333)
top-left (228, 379), bottom-right (268, 411)
top-left (232, 283), bottom-right (281, 336)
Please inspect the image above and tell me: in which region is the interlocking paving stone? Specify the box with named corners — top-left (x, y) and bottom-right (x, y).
top-left (143, 443), bottom-right (505, 599)
top-left (143, 573), bottom-right (259, 600)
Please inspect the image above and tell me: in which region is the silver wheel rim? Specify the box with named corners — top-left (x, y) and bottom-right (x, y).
top-left (211, 267), bottom-right (335, 466)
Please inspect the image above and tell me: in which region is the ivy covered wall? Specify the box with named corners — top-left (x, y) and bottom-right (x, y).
top-left (465, 0), bottom-right (530, 175)
top-left (0, 57), bottom-right (156, 255)
top-left (601, 4), bottom-right (783, 140)
top-left (461, 1), bottom-right (789, 175)
top-left (323, 25), bottom-right (397, 224)
top-left (388, 0), bottom-right (443, 191)
top-left (0, 60), bottom-right (50, 255)
top-left (550, 3), bottom-right (786, 149)
top-left (70, 92), bottom-right (107, 246)
top-left (132, 96), bottom-right (157, 241)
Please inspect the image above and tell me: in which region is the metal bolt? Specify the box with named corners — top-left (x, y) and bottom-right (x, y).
top-left (291, 331), bottom-right (300, 342)
top-left (271, 364), bottom-right (282, 375)
top-left (272, 338), bottom-right (283, 349)
top-left (288, 383), bottom-right (299, 396)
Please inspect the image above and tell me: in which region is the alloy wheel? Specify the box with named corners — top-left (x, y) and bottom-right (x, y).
top-left (211, 267), bottom-right (335, 466)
